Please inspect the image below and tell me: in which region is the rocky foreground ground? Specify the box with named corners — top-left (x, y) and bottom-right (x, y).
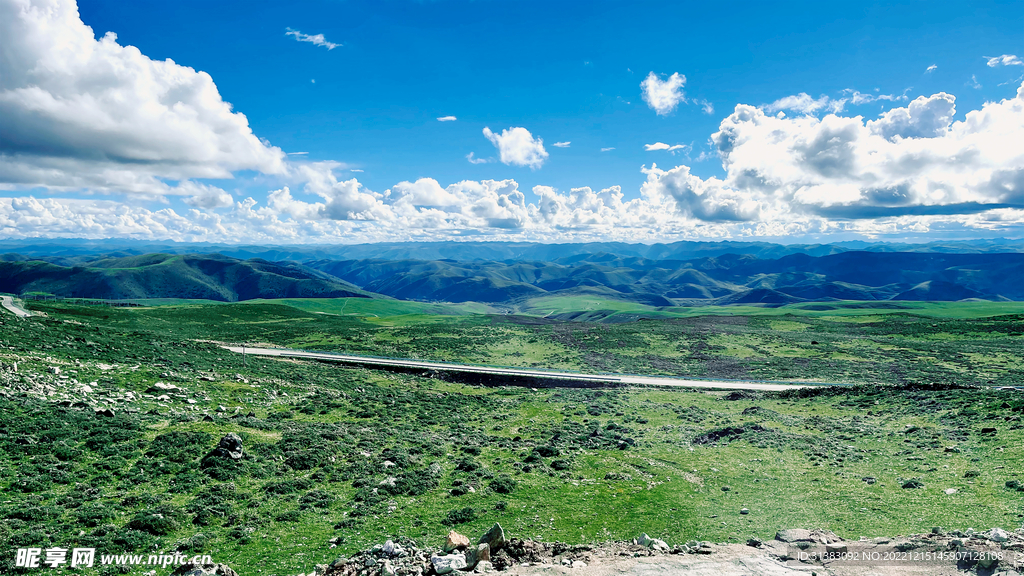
top-left (172, 523), bottom-right (1024, 576)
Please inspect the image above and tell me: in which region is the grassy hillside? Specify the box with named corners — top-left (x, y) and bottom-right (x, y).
top-left (1, 299), bottom-right (1023, 575)
top-left (0, 254), bottom-right (373, 302)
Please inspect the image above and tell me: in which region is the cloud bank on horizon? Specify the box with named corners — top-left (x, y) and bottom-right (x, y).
top-left (0, 0), bottom-right (1023, 244)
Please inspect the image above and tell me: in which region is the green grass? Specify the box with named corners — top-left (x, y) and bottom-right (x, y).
top-left (517, 296), bottom-right (1024, 322)
top-left (1, 299), bottom-right (1023, 575)
top-left (253, 297), bottom-right (497, 318)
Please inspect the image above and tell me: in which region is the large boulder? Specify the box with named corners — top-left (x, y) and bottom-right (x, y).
top-left (478, 523), bottom-right (506, 553)
top-left (444, 530), bottom-right (470, 552)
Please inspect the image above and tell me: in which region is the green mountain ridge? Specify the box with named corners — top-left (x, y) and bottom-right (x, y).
top-left (0, 254), bottom-right (372, 301)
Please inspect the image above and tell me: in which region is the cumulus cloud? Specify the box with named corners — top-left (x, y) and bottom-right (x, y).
top-left (285, 28), bottom-right (340, 50)
top-left (764, 93), bottom-right (831, 115)
top-left (552, 141), bottom-right (571, 148)
top-left (180, 182), bottom-right (234, 209)
top-left (437, 116), bottom-right (457, 122)
top-left (926, 64), bottom-right (938, 73)
top-left (711, 84), bottom-right (1024, 220)
top-left (600, 147), bottom-right (615, 152)
top-left (298, 162), bottom-right (391, 221)
top-left (0, 0), bottom-right (286, 199)
top-left (640, 72), bottom-right (686, 115)
top-left (986, 54), bottom-right (1022, 67)
top-left (867, 93), bottom-right (956, 140)
top-left (466, 152), bottom-right (491, 164)
top-left (3, 4), bottom-right (1024, 244)
top-left (641, 164), bottom-right (762, 222)
top-left (482, 126), bottom-right (548, 169)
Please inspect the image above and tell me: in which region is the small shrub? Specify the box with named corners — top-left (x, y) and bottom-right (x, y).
top-left (298, 490), bottom-right (333, 510)
top-left (275, 510), bottom-right (301, 522)
top-left (444, 507), bottom-right (477, 525)
top-left (490, 475), bottom-right (517, 494)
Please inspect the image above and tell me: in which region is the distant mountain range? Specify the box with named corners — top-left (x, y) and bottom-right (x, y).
top-left (1, 237), bottom-right (1023, 263)
top-left (1, 239), bottom-right (1023, 305)
top-left (0, 253), bottom-right (369, 301)
top-left (308, 251), bottom-right (1024, 304)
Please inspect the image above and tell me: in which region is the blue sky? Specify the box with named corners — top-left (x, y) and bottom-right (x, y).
top-left (1, 0), bottom-right (1023, 243)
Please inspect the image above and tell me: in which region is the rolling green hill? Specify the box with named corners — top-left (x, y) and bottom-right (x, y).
top-left (0, 253), bottom-right (374, 302)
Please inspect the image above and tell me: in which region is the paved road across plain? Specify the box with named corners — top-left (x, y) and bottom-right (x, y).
top-left (0, 295), bottom-right (33, 318)
top-left (223, 345), bottom-right (815, 392)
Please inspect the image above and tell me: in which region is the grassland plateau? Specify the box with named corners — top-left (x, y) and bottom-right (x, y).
top-left (1, 293), bottom-right (1023, 574)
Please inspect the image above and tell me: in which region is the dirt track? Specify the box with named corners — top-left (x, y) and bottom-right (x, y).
top-left (502, 542), bottom-right (971, 576)
top-left (223, 345), bottom-right (815, 392)
top-left (0, 295), bottom-right (33, 318)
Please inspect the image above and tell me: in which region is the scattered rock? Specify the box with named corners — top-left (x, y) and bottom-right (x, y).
top-left (944, 488), bottom-right (958, 495)
top-left (444, 530), bottom-right (470, 552)
top-left (740, 508), bottom-right (749, 515)
top-left (989, 527), bottom-right (1010, 542)
top-left (171, 563), bottom-right (238, 576)
top-left (466, 543), bottom-right (490, 570)
top-left (431, 552), bottom-right (467, 574)
top-left (776, 529), bottom-right (814, 543)
top-left (479, 523), bottom-right (506, 553)
top-left (825, 543), bottom-right (848, 554)
top-left (381, 540), bottom-right (404, 557)
top-left (206, 433), bottom-right (244, 460)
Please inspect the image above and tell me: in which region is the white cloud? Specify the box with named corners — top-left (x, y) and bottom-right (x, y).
top-left (350, 169), bottom-right (363, 173)
top-left (552, 142), bottom-right (571, 148)
top-left (0, 0), bottom-right (286, 199)
top-left (180, 182), bottom-right (234, 209)
top-left (640, 72), bottom-right (686, 115)
top-left (641, 164), bottom-right (762, 222)
top-left (298, 162), bottom-right (392, 221)
top-left (437, 116), bottom-right (457, 122)
top-left (698, 100), bottom-right (714, 115)
top-left (287, 152), bottom-right (309, 156)
top-left (986, 54), bottom-right (1023, 67)
top-left (845, 89), bottom-right (909, 105)
top-left (466, 152), bottom-right (491, 164)
top-left (867, 93), bottom-right (955, 140)
top-left (600, 147), bottom-right (615, 152)
top-left (482, 126), bottom-right (548, 169)
top-left (711, 83), bottom-right (1024, 221)
top-left (926, 64), bottom-right (938, 73)
top-left (644, 142), bottom-right (687, 152)
top-left (285, 28), bottom-right (340, 50)
top-left (764, 93), bottom-right (831, 114)
top-left (969, 75), bottom-right (982, 89)
top-left (3, 5), bottom-right (1023, 244)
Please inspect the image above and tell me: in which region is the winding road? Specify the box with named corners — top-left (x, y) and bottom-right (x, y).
top-left (0, 295), bottom-right (33, 318)
top-left (223, 345), bottom-right (815, 391)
